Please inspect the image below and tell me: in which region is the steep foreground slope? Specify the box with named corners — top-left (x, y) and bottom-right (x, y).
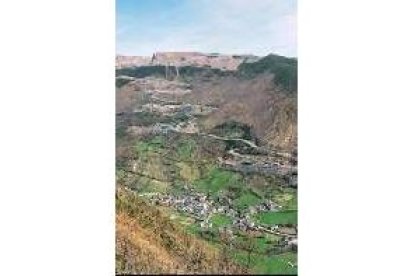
top-left (116, 187), bottom-right (244, 274)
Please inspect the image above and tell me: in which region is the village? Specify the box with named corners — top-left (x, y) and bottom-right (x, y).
top-left (139, 186), bottom-right (297, 250)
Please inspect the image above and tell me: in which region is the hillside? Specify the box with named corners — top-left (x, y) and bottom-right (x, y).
top-left (238, 54), bottom-right (297, 92)
top-left (116, 186), bottom-right (244, 274)
top-left (185, 72), bottom-right (297, 151)
top-left (117, 54), bottom-right (297, 151)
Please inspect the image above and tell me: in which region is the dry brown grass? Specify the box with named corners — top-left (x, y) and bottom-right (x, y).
top-left (186, 74), bottom-right (297, 151)
top-left (116, 186), bottom-right (245, 274)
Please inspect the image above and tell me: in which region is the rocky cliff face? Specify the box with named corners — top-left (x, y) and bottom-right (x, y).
top-left (116, 52), bottom-right (259, 70)
top-left (116, 55), bottom-right (152, 68)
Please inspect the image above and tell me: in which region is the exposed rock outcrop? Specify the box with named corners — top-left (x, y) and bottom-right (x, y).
top-left (116, 52), bottom-right (259, 70)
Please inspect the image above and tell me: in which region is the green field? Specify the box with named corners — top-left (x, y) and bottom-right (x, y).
top-left (254, 235), bottom-right (281, 254)
top-left (254, 252), bottom-right (297, 275)
top-left (255, 210), bottom-right (297, 225)
top-left (234, 192), bottom-right (262, 210)
top-left (135, 136), bottom-right (165, 154)
top-left (176, 139), bottom-right (196, 159)
top-left (272, 187), bottom-right (297, 210)
top-left (210, 214), bottom-right (232, 227)
top-left (234, 251), bottom-right (297, 275)
top-left (234, 234), bottom-right (280, 254)
top-left (194, 167), bottom-right (240, 195)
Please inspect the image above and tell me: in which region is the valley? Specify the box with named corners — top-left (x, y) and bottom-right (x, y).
top-left (116, 53), bottom-right (298, 275)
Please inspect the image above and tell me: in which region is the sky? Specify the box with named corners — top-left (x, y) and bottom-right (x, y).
top-left (116, 0), bottom-right (297, 57)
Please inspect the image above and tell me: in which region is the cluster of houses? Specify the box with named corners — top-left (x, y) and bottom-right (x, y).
top-left (219, 157), bottom-right (296, 178)
top-left (148, 192), bottom-right (213, 220)
top-left (127, 120), bottom-right (198, 136)
top-left (153, 123), bottom-right (177, 135)
top-left (143, 190), bottom-right (297, 253)
top-left (231, 212), bottom-right (281, 234)
top-left (145, 190), bottom-right (291, 235)
top-left (250, 200), bottom-right (280, 213)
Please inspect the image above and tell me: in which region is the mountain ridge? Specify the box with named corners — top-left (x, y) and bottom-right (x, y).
top-left (116, 51), bottom-right (260, 70)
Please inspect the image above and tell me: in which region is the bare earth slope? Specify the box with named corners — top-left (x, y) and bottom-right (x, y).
top-left (116, 187), bottom-right (244, 274)
top-left (185, 73), bottom-right (297, 151)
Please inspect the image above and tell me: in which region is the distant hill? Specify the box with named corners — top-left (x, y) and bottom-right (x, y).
top-left (116, 53), bottom-right (297, 92)
top-left (116, 53), bottom-right (297, 151)
top-left (116, 52), bottom-right (259, 70)
top-left (238, 54), bottom-right (297, 92)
